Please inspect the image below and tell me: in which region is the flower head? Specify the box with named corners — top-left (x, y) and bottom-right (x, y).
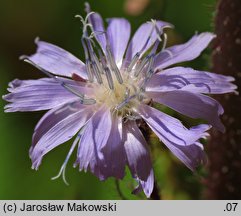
top-left (3, 3), bottom-right (237, 197)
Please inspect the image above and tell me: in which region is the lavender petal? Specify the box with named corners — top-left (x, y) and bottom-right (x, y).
top-left (138, 104), bottom-right (209, 170)
top-left (107, 18), bottom-right (131, 66)
top-left (146, 67), bottom-right (237, 94)
top-left (3, 78), bottom-right (80, 112)
top-left (26, 39), bottom-right (87, 78)
top-left (165, 141), bottom-right (207, 171)
top-left (124, 21), bottom-right (172, 67)
top-left (99, 116), bottom-right (126, 179)
top-left (30, 102), bottom-right (93, 170)
top-left (147, 90), bottom-right (225, 132)
top-left (75, 106), bottom-right (112, 180)
top-left (123, 120), bottom-right (153, 182)
top-left (154, 32), bottom-right (215, 70)
top-left (132, 169), bottom-right (154, 198)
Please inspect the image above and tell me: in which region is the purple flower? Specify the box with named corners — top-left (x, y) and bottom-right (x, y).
top-left (3, 3), bottom-right (237, 198)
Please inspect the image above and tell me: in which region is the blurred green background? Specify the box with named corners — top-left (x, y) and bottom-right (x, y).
top-left (0, 0), bottom-right (215, 199)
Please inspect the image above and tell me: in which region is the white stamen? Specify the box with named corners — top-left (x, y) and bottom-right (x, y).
top-left (127, 52), bottom-right (140, 73)
top-left (161, 33), bottom-right (168, 51)
top-left (134, 55), bottom-right (152, 77)
top-left (92, 51), bottom-right (103, 74)
top-left (51, 133), bottom-right (81, 185)
top-left (85, 59), bottom-right (94, 82)
top-left (98, 49), bottom-right (107, 69)
top-left (139, 20), bottom-right (156, 53)
top-left (151, 40), bottom-right (160, 54)
top-left (145, 54), bottom-right (155, 75)
top-left (75, 12), bottom-right (95, 34)
top-left (81, 98), bottom-right (96, 105)
top-left (140, 69), bottom-right (155, 92)
top-left (92, 61), bottom-right (103, 84)
top-left (81, 38), bottom-right (95, 82)
top-left (123, 19), bottom-right (160, 71)
top-left (61, 83), bottom-right (84, 99)
top-left (104, 67), bottom-right (114, 90)
top-left (152, 19), bottom-right (163, 42)
top-left (115, 94), bottom-right (136, 110)
top-left (86, 39), bottom-right (103, 73)
top-left (105, 35), bottom-right (123, 84)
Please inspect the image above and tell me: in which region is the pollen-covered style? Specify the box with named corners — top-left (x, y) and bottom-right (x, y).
top-left (3, 3), bottom-right (237, 197)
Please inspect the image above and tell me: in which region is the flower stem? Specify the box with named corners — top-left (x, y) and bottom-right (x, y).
top-left (115, 179), bottom-right (127, 200)
top-left (204, 0), bottom-right (241, 199)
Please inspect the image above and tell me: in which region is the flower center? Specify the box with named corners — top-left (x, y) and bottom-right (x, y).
top-left (73, 14), bottom-right (167, 118)
top-left (92, 71), bottom-right (141, 116)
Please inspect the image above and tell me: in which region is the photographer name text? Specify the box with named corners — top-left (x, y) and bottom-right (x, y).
top-left (2, 202), bottom-right (117, 213)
